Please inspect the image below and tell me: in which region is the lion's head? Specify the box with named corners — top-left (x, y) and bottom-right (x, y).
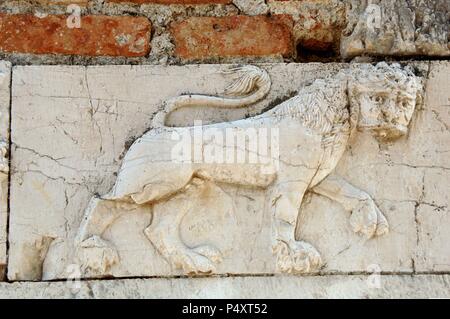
top-left (348, 62), bottom-right (423, 141)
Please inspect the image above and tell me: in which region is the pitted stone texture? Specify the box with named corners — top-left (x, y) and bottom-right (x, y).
top-left (0, 275), bottom-right (449, 298)
top-left (233, 0), bottom-right (269, 16)
top-left (7, 62), bottom-right (448, 281)
top-left (341, 0), bottom-right (449, 58)
top-left (269, 0), bottom-right (345, 53)
top-left (0, 61), bottom-right (10, 280)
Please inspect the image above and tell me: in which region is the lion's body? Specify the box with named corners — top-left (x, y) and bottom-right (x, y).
top-left (75, 63), bottom-right (422, 276)
top-left (107, 80), bottom-right (350, 206)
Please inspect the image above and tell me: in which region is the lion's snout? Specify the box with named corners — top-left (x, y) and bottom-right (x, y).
top-left (371, 124), bottom-right (408, 142)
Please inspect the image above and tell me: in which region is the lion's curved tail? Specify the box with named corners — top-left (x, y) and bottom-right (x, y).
top-left (152, 65), bottom-right (271, 127)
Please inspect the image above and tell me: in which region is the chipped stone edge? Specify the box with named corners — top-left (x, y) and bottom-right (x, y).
top-left (0, 60), bottom-right (11, 281)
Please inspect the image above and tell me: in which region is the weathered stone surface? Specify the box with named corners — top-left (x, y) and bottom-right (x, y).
top-left (414, 61), bottom-right (450, 272)
top-left (341, 0), bottom-right (449, 58)
top-left (415, 0), bottom-right (450, 55)
top-left (269, 0), bottom-right (345, 53)
top-left (233, 0), bottom-right (269, 16)
top-left (416, 205), bottom-right (450, 272)
top-left (0, 61), bottom-right (10, 280)
top-left (0, 275), bottom-right (449, 298)
top-left (8, 62), bottom-right (446, 282)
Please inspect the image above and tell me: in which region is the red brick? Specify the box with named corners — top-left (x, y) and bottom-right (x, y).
top-left (108, 0), bottom-right (231, 3)
top-left (0, 13), bottom-right (151, 57)
top-left (295, 21), bottom-right (336, 51)
top-left (171, 15), bottom-right (294, 59)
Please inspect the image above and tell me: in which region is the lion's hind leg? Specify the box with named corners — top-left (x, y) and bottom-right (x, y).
top-left (144, 219), bottom-right (222, 274)
top-left (144, 179), bottom-right (224, 274)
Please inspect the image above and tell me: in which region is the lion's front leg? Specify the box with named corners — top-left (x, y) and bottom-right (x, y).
top-left (75, 196), bottom-right (140, 276)
top-left (311, 174), bottom-right (389, 238)
top-left (270, 181), bottom-right (322, 274)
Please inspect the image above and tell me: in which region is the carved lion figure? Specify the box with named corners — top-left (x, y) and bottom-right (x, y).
top-left (75, 63), bottom-right (423, 276)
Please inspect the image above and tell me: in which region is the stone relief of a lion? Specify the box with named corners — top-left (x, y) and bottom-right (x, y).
top-left (74, 63), bottom-right (423, 276)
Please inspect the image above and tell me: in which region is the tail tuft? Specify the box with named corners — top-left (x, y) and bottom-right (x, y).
top-left (153, 65), bottom-right (271, 127)
top-left (223, 65), bottom-right (269, 97)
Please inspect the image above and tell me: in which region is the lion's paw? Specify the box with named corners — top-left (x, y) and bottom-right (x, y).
top-left (273, 240), bottom-right (322, 274)
top-left (193, 244), bottom-right (223, 264)
top-left (350, 199), bottom-right (389, 238)
top-left (174, 245), bottom-right (222, 275)
top-left (76, 236), bottom-right (119, 277)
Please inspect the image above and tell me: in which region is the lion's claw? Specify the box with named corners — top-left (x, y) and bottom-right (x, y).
top-left (193, 244), bottom-right (223, 264)
top-left (76, 236), bottom-right (119, 276)
top-left (350, 199), bottom-right (389, 238)
top-left (274, 240), bottom-right (322, 274)
top-left (174, 245), bottom-right (221, 274)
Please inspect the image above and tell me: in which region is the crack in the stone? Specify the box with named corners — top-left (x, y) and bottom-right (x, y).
top-left (5, 271), bottom-right (450, 285)
top-left (4, 63), bottom-right (12, 281)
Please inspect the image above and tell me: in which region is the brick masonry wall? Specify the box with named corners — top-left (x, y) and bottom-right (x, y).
top-left (0, 13), bottom-right (151, 57)
top-left (171, 15), bottom-right (294, 59)
top-left (0, 0), bottom-right (447, 64)
top-left (0, 0), bottom-right (340, 64)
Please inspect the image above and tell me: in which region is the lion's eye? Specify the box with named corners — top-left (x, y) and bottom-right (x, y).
top-left (373, 96), bottom-right (384, 103)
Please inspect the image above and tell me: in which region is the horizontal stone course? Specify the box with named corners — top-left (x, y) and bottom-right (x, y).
top-left (0, 275), bottom-right (449, 298)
